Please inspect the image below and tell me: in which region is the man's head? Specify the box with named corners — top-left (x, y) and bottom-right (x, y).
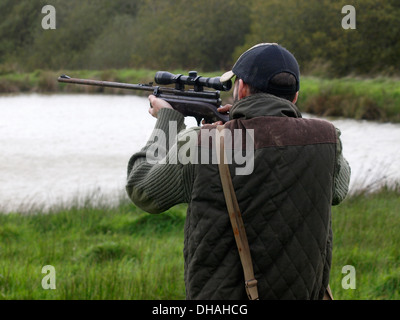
top-left (221, 43), bottom-right (300, 103)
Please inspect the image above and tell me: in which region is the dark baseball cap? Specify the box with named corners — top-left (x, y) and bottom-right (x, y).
top-left (220, 43), bottom-right (300, 95)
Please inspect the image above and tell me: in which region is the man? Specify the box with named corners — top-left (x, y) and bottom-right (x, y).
top-left (126, 43), bottom-right (351, 299)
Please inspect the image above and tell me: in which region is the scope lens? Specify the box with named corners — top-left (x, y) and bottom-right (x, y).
top-left (154, 71), bottom-right (177, 85)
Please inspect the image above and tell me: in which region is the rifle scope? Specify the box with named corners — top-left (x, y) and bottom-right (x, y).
top-left (155, 71), bottom-right (232, 92)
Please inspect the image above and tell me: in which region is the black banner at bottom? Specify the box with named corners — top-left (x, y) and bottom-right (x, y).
top-left (0, 300), bottom-right (393, 318)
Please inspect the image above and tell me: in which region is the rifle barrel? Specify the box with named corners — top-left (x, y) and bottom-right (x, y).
top-left (57, 75), bottom-right (155, 92)
top-left (57, 75), bottom-right (221, 99)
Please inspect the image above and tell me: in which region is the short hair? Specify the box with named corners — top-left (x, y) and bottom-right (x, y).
top-left (248, 72), bottom-right (297, 102)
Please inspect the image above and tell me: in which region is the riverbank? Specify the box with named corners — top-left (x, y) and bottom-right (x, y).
top-left (1, 69), bottom-right (399, 123)
top-left (0, 186), bottom-right (399, 300)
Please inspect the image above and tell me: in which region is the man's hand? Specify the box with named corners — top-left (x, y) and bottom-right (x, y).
top-left (148, 94), bottom-right (173, 118)
top-left (202, 104), bottom-right (232, 125)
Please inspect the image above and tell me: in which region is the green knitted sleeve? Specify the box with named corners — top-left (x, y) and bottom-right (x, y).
top-left (332, 128), bottom-right (351, 205)
top-left (126, 108), bottom-right (198, 213)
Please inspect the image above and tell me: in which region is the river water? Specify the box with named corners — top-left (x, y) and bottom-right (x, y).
top-left (1, 94), bottom-right (399, 213)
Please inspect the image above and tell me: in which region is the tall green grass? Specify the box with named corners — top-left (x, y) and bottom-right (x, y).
top-left (0, 199), bottom-right (186, 300)
top-left (1, 187), bottom-right (399, 300)
top-left (330, 187), bottom-right (400, 300)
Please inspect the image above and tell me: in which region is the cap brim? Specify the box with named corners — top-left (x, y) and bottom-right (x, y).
top-left (220, 70), bottom-right (235, 82)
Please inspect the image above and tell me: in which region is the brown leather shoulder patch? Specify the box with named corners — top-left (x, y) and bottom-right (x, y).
top-left (224, 116), bottom-right (337, 149)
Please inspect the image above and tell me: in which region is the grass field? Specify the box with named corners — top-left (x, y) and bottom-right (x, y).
top-left (1, 69), bottom-right (400, 123)
top-left (0, 187), bottom-right (399, 300)
top-left (0, 198), bottom-right (186, 300)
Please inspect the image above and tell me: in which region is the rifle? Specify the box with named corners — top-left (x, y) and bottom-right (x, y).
top-left (57, 71), bottom-right (232, 125)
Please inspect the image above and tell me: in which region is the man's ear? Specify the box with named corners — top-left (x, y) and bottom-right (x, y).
top-left (237, 79), bottom-right (251, 100)
top-left (292, 92), bottom-right (299, 104)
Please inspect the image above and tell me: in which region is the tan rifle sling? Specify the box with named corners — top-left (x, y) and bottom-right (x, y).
top-left (216, 125), bottom-right (259, 300)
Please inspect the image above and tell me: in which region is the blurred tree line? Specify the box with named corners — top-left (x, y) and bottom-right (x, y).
top-left (0, 0), bottom-right (399, 77)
